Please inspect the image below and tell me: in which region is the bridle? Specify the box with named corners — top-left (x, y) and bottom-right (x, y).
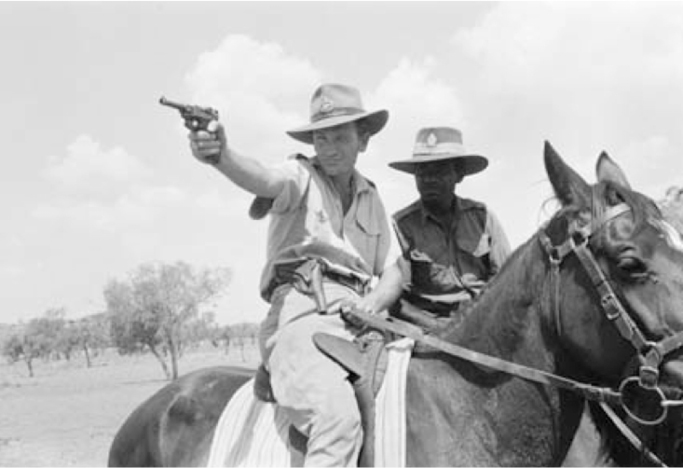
top-left (538, 188), bottom-right (683, 427)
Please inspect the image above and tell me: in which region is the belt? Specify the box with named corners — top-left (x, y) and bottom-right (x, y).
top-left (323, 269), bottom-right (369, 296)
top-left (266, 257), bottom-right (370, 306)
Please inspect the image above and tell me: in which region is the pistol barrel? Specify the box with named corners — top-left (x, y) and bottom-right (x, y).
top-left (159, 96), bottom-right (186, 110)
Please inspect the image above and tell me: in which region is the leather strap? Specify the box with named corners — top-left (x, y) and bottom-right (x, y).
top-left (598, 402), bottom-right (667, 467)
top-left (344, 309), bottom-right (621, 405)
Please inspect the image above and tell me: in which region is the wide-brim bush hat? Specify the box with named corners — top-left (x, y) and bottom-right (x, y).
top-left (286, 83), bottom-right (389, 144)
top-left (389, 127), bottom-right (488, 176)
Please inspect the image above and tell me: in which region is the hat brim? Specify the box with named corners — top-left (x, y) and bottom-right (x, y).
top-left (286, 110), bottom-right (388, 144)
top-left (389, 154), bottom-right (489, 176)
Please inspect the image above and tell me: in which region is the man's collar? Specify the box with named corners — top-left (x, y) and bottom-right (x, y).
top-left (311, 156), bottom-right (372, 195)
top-left (419, 196), bottom-right (459, 224)
top-left (352, 170), bottom-right (372, 194)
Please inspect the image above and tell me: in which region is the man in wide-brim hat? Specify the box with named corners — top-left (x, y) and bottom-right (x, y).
top-left (188, 83), bottom-right (404, 466)
top-left (389, 126), bottom-right (511, 330)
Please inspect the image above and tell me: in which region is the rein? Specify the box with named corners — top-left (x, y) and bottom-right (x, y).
top-left (346, 309), bottom-right (667, 467)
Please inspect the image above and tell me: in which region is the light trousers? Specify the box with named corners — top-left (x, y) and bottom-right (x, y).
top-left (259, 283), bottom-right (363, 467)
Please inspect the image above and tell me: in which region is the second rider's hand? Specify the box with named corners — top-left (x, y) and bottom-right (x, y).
top-left (338, 295), bottom-right (383, 330)
top-left (189, 121), bottom-right (226, 165)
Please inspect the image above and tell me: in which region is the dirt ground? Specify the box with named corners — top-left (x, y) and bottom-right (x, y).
top-left (0, 343), bottom-right (259, 467)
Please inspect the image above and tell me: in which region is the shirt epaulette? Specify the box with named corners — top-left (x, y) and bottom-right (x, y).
top-left (457, 197), bottom-right (487, 212)
top-left (393, 200), bottom-right (422, 222)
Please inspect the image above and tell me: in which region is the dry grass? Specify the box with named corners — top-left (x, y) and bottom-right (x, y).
top-left (0, 343), bottom-right (259, 467)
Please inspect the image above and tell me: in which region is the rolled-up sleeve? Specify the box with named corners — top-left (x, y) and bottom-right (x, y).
top-left (269, 159), bottom-right (310, 215)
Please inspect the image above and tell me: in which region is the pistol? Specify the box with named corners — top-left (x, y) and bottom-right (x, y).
top-left (159, 96), bottom-right (219, 132)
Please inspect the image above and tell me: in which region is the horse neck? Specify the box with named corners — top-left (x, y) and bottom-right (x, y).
top-left (407, 236), bottom-right (585, 465)
top-left (447, 235), bottom-right (556, 370)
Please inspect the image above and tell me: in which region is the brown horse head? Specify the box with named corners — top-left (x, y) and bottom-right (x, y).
top-left (543, 141), bottom-right (683, 426)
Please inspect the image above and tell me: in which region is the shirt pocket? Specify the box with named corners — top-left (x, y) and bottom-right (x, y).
top-left (350, 212), bottom-right (382, 272)
top-left (355, 214), bottom-right (381, 237)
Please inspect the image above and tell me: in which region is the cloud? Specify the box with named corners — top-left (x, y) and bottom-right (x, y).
top-left (372, 57), bottom-right (464, 130)
top-left (450, 3), bottom-right (683, 150)
top-left (33, 196), bottom-right (153, 232)
top-left (137, 186), bottom-right (188, 207)
top-left (44, 134), bottom-right (151, 195)
top-left (36, 188), bottom-right (241, 238)
top-left (0, 264), bottom-right (25, 280)
top-left (33, 179), bottom-right (202, 233)
top-left (448, 2), bottom-right (683, 201)
top-left (453, 3), bottom-right (683, 93)
top-left (37, 132), bottom-right (216, 234)
top-left (185, 34), bottom-right (323, 162)
top-left (618, 135), bottom-right (682, 195)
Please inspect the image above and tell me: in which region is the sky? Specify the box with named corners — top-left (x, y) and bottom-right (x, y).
top-left (2, 1), bottom-right (683, 326)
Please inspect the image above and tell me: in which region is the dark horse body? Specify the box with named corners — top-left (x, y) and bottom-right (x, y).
top-left (110, 145), bottom-right (683, 466)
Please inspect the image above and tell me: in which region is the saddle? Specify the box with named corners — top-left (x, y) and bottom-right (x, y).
top-left (253, 329), bottom-right (390, 467)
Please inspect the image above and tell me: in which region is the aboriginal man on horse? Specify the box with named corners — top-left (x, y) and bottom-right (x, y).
top-left (388, 126), bottom-right (511, 331)
top-left (188, 83), bottom-right (404, 467)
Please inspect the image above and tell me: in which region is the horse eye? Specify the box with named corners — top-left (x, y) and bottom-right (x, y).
top-left (616, 256), bottom-right (648, 279)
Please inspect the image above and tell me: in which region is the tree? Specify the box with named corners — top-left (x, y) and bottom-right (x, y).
top-left (210, 324), bottom-right (233, 355)
top-left (181, 311), bottom-right (217, 353)
top-left (70, 313), bottom-right (111, 368)
top-left (55, 320), bottom-right (80, 362)
top-left (2, 316), bottom-right (56, 377)
top-left (3, 333), bottom-right (34, 375)
top-left (105, 261), bottom-right (230, 379)
top-left (229, 322), bottom-right (259, 362)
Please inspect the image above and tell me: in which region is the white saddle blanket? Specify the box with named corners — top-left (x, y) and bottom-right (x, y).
top-left (206, 337), bottom-right (414, 467)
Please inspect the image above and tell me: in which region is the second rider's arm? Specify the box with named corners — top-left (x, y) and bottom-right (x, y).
top-left (351, 260), bottom-right (405, 315)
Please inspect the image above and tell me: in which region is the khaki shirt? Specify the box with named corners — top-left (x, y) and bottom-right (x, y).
top-left (393, 197), bottom-right (511, 303)
top-left (259, 154), bottom-right (400, 301)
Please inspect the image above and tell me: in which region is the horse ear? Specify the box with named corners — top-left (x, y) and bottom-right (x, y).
top-left (544, 141), bottom-right (591, 207)
top-left (596, 151), bottom-right (632, 189)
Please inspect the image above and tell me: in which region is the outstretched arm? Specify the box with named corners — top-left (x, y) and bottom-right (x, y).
top-left (189, 122), bottom-right (286, 198)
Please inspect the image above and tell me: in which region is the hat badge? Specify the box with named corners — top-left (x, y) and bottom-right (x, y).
top-left (319, 96), bottom-right (335, 114)
top-left (426, 132), bottom-right (438, 148)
